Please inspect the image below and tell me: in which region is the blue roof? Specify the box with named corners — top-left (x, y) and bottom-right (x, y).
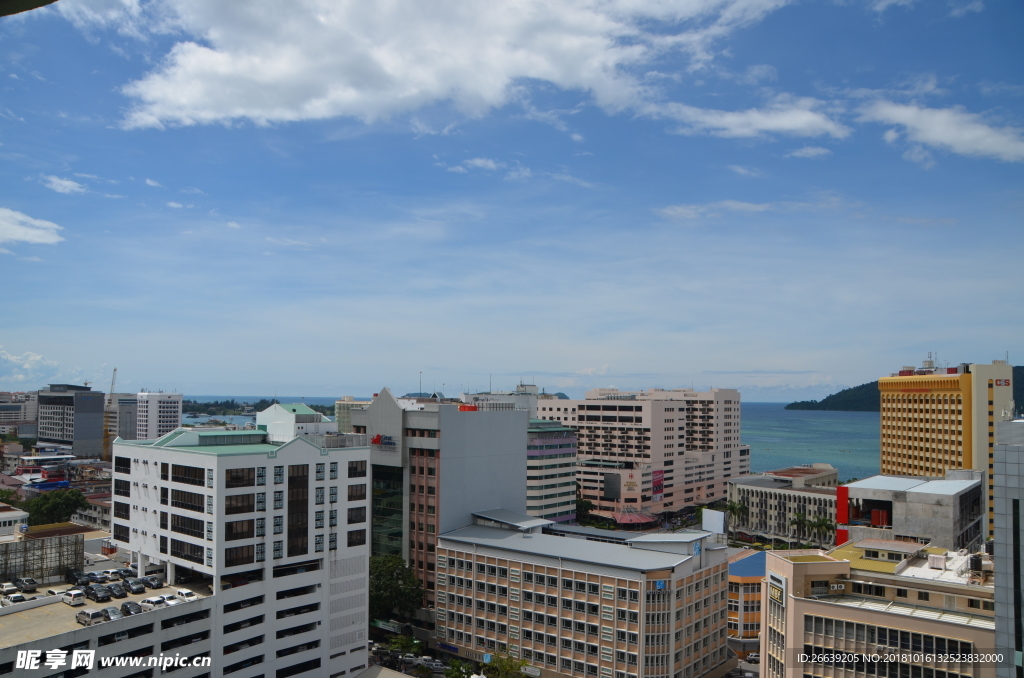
top-left (729, 551), bottom-right (767, 578)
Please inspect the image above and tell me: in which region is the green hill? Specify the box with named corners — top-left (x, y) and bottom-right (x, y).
top-left (786, 381), bottom-right (879, 412)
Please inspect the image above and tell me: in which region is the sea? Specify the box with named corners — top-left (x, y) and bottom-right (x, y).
top-left (183, 396), bottom-right (881, 482)
top-left (741, 402), bottom-right (880, 483)
top-left (183, 395), bottom-right (357, 427)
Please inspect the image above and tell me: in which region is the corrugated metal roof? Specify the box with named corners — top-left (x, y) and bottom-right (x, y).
top-left (278, 403), bottom-right (318, 416)
top-left (472, 509), bottom-right (554, 530)
top-left (729, 550), bottom-right (767, 578)
top-left (627, 531), bottom-right (709, 544)
top-left (905, 479), bottom-right (978, 495)
top-left (844, 476), bottom-right (928, 491)
top-left (440, 525), bottom-right (691, 571)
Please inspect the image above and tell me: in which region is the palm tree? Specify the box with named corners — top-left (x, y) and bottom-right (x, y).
top-left (810, 515), bottom-right (835, 549)
top-left (789, 513), bottom-right (810, 545)
top-left (723, 500), bottom-right (749, 543)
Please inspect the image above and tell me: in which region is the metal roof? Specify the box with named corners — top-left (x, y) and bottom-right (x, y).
top-left (440, 525), bottom-right (691, 572)
top-left (472, 509), bottom-right (554, 531)
top-left (844, 476), bottom-right (929, 491)
top-left (729, 550), bottom-right (767, 578)
top-left (277, 403), bottom-right (319, 416)
top-left (627, 531), bottom-right (710, 544)
top-left (905, 479), bottom-right (978, 495)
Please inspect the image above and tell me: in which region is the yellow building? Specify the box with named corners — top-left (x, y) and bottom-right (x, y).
top-left (761, 539), bottom-right (995, 678)
top-left (878, 358), bottom-right (1014, 538)
top-left (727, 550), bottom-right (766, 659)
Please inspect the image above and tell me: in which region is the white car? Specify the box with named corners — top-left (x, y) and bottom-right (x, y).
top-left (159, 594), bottom-right (183, 606)
top-left (100, 570), bottom-right (121, 581)
top-left (140, 597), bottom-right (166, 611)
top-left (62, 590), bottom-right (86, 606)
top-left (1, 593), bottom-right (26, 606)
top-left (0, 583), bottom-right (18, 596)
top-left (175, 589), bottom-right (200, 602)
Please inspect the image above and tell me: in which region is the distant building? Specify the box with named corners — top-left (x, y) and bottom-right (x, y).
top-left (0, 502), bottom-right (28, 538)
top-left (461, 383), bottom-right (545, 417)
top-left (996, 419), bottom-right (1024, 446)
top-left (257, 402), bottom-right (338, 443)
top-left (135, 391), bottom-right (183, 440)
top-left (104, 392), bottom-right (138, 441)
top-left (546, 388), bottom-right (750, 525)
top-left (527, 419), bottom-right (578, 522)
top-left (37, 384), bottom-right (104, 458)
top-left (727, 550), bottom-right (766, 659)
top-left (994, 443), bottom-right (1024, 678)
top-left (71, 492), bottom-right (111, 531)
top-left (0, 391), bottom-right (37, 425)
top-left (334, 396), bottom-right (366, 433)
top-left (727, 465), bottom-right (839, 546)
top-left (879, 357), bottom-right (1014, 539)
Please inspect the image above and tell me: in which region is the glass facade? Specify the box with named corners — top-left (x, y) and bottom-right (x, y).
top-left (371, 464), bottom-right (404, 556)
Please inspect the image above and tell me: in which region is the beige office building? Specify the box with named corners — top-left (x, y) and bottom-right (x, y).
top-left (435, 510), bottom-right (734, 678)
top-left (879, 358), bottom-right (1014, 538)
top-left (536, 388), bottom-right (750, 523)
top-left (762, 540), bottom-right (995, 678)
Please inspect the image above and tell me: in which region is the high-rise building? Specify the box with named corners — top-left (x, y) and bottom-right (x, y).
top-left (763, 540), bottom-right (995, 678)
top-left (335, 396), bottom-right (367, 434)
top-left (993, 443), bottom-right (1023, 678)
top-left (0, 391), bottom-right (37, 424)
top-left (37, 383), bottom-right (104, 458)
top-left (538, 388), bottom-right (749, 524)
top-left (727, 465), bottom-right (838, 546)
top-left (105, 392), bottom-right (139, 441)
top-left (726, 550), bottom-right (766, 659)
top-left (878, 358), bottom-right (1015, 539)
top-left (135, 391), bottom-right (183, 440)
top-left (350, 388), bottom-right (528, 605)
top-left (527, 419), bottom-right (579, 523)
top-left (112, 428), bottom-right (372, 678)
top-left (435, 511), bottom-right (734, 678)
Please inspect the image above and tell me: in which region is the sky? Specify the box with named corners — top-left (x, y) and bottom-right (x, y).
top-left (1, 0), bottom-right (1022, 401)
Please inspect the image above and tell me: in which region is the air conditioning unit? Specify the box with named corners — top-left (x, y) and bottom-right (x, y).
top-left (133, 482), bottom-right (139, 486)
top-left (143, 460), bottom-right (149, 465)
top-left (142, 483), bottom-right (148, 488)
top-left (141, 531), bottom-right (147, 536)
top-left (133, 458), bottom-right (139, 462)
top-left (132, 528), bottom-right (138, 533)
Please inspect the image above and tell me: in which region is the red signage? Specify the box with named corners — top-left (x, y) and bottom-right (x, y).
top-left (995, 379), bottom-right (1011, 387)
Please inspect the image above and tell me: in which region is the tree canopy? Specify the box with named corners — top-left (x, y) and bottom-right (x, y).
top-left (20, 489), bottom-right (89, 525)
top-left (369, 554), bottom-right (424, 620)
top-left (481, 654), bottom-right (528, 678)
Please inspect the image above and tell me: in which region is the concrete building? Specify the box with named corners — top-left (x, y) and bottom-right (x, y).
top-left (0, 390), bottom-right (37, 425)
top-left (996, 419), bottom-right (1024, 446)
top-left (0, 502), bottom-right (28, 538)
top-left (135, 391), bottom-right (183, 440)
top-left (257, 403), bottom-right (339, 443)
top-left (527, 419), bottom-right (578, 523)
top-left (435, 510), bottom-right (734, 678)
top-left (726, 550), bottom-right (765, 659)
top-left (763, 539), bottom-right (995, 678)
top-left (335, 396), bottom-right (368, 434)
top-left (111, 427), bottom-right (372, 678)
top-left (836, 472), bottom-right (984, 551)
top-left (460, 383), bottom-right (547, 418)
top-left (878, 357), bottom-right (1015, 539)
top-left (37, 384), bottom-right (105, 458)
top-left (350, 388), bottom-right (528, 605)
top-left (70, 492), bottom-right (112, 531)
top-left (104, 393), bottom-right (139, 442)
top-left (993, 443), bottom-right (1024, 678)
top-left (726, 465), bottom-right (839, 546)
top-left (542, 388), bottom-right (749, 525)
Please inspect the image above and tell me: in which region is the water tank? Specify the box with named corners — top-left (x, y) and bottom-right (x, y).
top-left (969, 554), bottom-right (982, 572)
top-left (984, 541), bottom-right (995, 555)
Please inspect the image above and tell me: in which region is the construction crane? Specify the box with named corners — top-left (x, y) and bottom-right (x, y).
top-left (109, 368), bottom-right (117, 396)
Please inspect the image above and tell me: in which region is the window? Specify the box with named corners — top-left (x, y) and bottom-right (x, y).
top-left (348, 529), bottom-right (366, 547)
top-left (329, 487), bottom-right (338, 504)
top-left (274, 491), bottom-right (284, 510)
top-left (171, 514), bottom-right (206, 539)
top-left (314, 534), bottom-right (324, 552)
top-left (348, 485), bottom-right (367, 501)
top-left (315, 487), bottom-right (324, 505)
top-left (348, 461), bottom-right (367, 478)
top-left (274, 516), bottom-right (284, 534)
top-left (170, 538), bottom-right (205, 564)
top-left (274, 466), bottom-right (285, 484)
top-left (348, 507), bottom-right (366, 524)
top-left (316, 464), bottom-right (325, 481)
top-left (225, 545), bottom-right (255, 567)
top-left (225, 468), bottom-right (256, 488)
top-left (225, 520), bottom-right (255, 541)
top-left (329, 510), bottom-right (338, 527)
top-left (114, 501), bottom-right (130, 520)
top-left (113, 523), bottom-right (129, 542)
top-left (329, 462), bottom-right (338, 480)
top-left (225, 494), bottom-right (256, 515)
top-left (114, 479), bottom-right (130, 498)
top-left (917, 591), bottom-right (930, 601)
top-left (329, 533), bottom-right (337, 550)
top-left (114, 456), bottom-right (131, 474)
top-left (171, 489), bottom-right (205, 513)
top-left (896, 588), bottom-right (908, 598)
top-left (172, 464), bottom-right (205, 486)
top-left (273, 541), bottom-right (283, 559)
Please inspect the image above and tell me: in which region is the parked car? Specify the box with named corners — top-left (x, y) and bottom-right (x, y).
top-left (1, 593), bottom-right (27, 606)
top-left (45, 587), bottom-right (67, 597)
top-left (86, 572), bottom-right (109, 584)
top-left (13, 577), bottom-right (38, 592)
top-left (75, 609), bottom-right (106, 626)
top-left (159, 594), bottom-right (183, 606)
top-left (100, 569), bottom-right (121, 581)
top-left (100, 606), bottom-right (124, 621)
top-left (0, 583), bottom-right (18, 596)
top-left (65, 570), bottom-right (87, 585)
top-left (120, 601), bottom-right (143, 616)
top-left (116, 568), bottom-right (136, 579)
top-left (84, 585), bottom-right (112, 603)
top-left (746, 653), bottom-right (760, 664)
top-left (123, 578), bottom-right (146, 595)
top-left (139, 576), bottom-right (164, 589)
top-left (62, 590), bottom-right (86, 606)
top-left (107, 582), bottom-right (128, 599)
top-left (140, 597), bottom-right (166, 611)
top-left (175, 589), bottom-right (200, 602)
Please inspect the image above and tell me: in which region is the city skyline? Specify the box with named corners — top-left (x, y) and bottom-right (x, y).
top-left (1, 0), bottom-right (1022, 400)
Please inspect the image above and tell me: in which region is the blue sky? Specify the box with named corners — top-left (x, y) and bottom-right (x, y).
top-left (1, 0), bottom-right (1022, 400)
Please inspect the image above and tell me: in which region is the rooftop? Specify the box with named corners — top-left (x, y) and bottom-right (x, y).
top-left (729, 550), bottom-right (767, 578)
top-left (765, 465), bottom-right (836, 478)
top-left (818, 595), bottom-right (994, 630)
top-left (844, 475), bottom-right (979, 496)
top-left (440, 524), bottom-right (693, 572)
top-left (277, 403), bottom-right (319, 416)
top-left (472, 509), bottom-right (554, 531)
top-left (852, 539), bottom-right (927, 553)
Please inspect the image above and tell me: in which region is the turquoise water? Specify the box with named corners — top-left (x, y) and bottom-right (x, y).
top-left (741, 402), bottom-right (880, 482)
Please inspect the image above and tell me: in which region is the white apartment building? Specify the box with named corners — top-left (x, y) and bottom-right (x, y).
top-left (527, 420), bottom-right (579, 523)
top-left (136, 392), bottom-right (183, 440)
top-left (0, 391), bottom-right (37, 424)
top-left (434, 511), bottom-right (735, 678)
top-left (111, 428), bottom-right (371, 678)
top-left (536, 389), bottom-right (750, 522)
top-left (258, 403), bottom-right (339, 443)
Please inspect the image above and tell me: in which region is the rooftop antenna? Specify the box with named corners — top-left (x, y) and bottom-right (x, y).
top-left (490, 374), bottom-right (492, 393)
top-left (419, 371), bottom-right (422, 396)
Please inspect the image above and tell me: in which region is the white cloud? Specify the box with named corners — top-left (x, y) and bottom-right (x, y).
top-left (446, 165), bottom-right (468, 174)
top-left (949, 0), bottom-right (983, 17)
top-left (727, 165), bottom-right (761, 176)
top-left (550, 173), bottom-right (594, 188)
top-left (786, 146), bottom-right (832, 158)
top-left (464, 158), bottom-right (503, 171)
top-left (902, 145), bottom-right (935, 169)
top-left (576, 364), bottom-right (609, 376)
top-left (859, 101), bottom-right (1024, 162)
top-left (656, 95), bottom-right (850, 138)
top-left (658, 195), bottom-right (840, 219)
top-left (571, 133), bottom-right (585, 142)
top-left (145, 178), bottom-right (161, 186)
top-left (505, 166), bottom-right (533, 181)
top-left (883, 128), bottom-right (900, 143)
top-left (167, 201), bottom-right (183, 208)
top-left (42, 175), bottom-right (86, 194)
top-left (0, 207), bottom-right (64, 245)
top-left (265, 236), bottom-right (311, 248)
top-left (182, 187), bottom-right (205, 194)
top-left (0, 346), bottom-right (63, 387)
top-left (226, 221), bottom-right (241, 229)
top-left (56, 0), bottom-right (800, 130)
top-left (737, 64), bottom-right (777, 85)
top-left (870, 0), bottom-right (915, 11)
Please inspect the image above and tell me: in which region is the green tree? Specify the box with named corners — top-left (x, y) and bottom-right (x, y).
top-left (481, 653), bottom-right (528, 678)
top-left (0, 488), bottom-right (21, 506)
top-left (413, 664), bottom-right (434, 678)
top-left (20, 489), bottom-right (89, 525)
top-left (789, 513), bottom-right (809, 543)
top-left (576, 499), bottom-right (594, 523)
top-left (809, 515), bottom-right (835, 549)
top-left (445, 660), bottom-right (474, 678)
top-left (723, 500), bottom-right (749, 543)
top-left (369, 554), bottom-right (424, 620)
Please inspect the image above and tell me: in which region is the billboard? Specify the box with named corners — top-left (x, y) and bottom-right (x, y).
top-left (702, 508), bottom-right (726, 535)
top-left (652, 469), bottom-right (664, 501)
